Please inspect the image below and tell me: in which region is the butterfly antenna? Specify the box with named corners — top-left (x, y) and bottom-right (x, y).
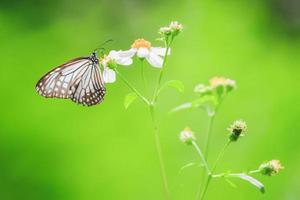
top-left (93, 39), bottom-right (113, 53)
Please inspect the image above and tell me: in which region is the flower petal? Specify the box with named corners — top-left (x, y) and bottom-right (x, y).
top-left (108, 50), bottom-right (133, 66)
top-left (116, 57), bottom-right (133, 66)
top-left (137, 48), bottom-right (150, 58)
top-left (118, 49), bottom-right (136, 57)
top-left (146, 52), bottom-right (163, 68)
top-left (103, 67), bottom-right (116, 83)
top-left (151, 47), bottom-right (171, 56)
top-left (108, 50), bottom-right (120, 59)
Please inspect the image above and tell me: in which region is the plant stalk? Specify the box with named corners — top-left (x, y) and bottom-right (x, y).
top-left (149, 105), bottom-right (171, 200)
top-left (115, 69), bottom-right (150, 105)
top-left (192, 141), bottom-right (211, 175)
top-left (198, 140), bottom-right (231, 200)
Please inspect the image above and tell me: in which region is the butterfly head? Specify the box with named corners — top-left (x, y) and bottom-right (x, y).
top-left (91, 52), bottom-right (99, 64)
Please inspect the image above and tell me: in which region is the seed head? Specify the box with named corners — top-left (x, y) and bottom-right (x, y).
top-left (228, 120), bottom-right (247, 141)
top-left (259, 160), bottom-right (284, 176)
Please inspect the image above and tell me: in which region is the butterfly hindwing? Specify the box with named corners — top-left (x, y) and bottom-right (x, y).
top-left (36, 54), bottom-right (106, 106)
top-left (70, 63), bottom-right (106, 106)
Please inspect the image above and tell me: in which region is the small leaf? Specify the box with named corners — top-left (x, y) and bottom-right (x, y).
top-left (124, 93), bottom-right (138, 109)
top-left (229, 173), bottom-right (265, 193)
top-left (225, 178), bottom-right (238, 188)
top-left (169, 102), bottom-right (193, 113)
top-left (159, 80), bottom-right (184, 94)
top-left (179, 162), bottom-right (196, 174)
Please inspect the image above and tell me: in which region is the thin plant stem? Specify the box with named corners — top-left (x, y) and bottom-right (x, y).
top-left (212, 169), bottom-right (261, 178)
top-left (199, 140), bottom-right (231, 200)
top-left (203, 96), bottom-right (225, 159)
top-left (151, 42), bottom-right (172, 103)
top-left (195, 114), bottom-right (215, 199)
top-left (196, 99), bottom-right (224, 199)
top-left (248, 169), bottom-right (261, 174)
top-left (211, 140), bottom-right (231, 172)
top-left (140, 59), bottom-right (147, 89)
top-left (192, 141), bottom-right (211, 175)
top-left (203, 114), bottom-right (215, 159)
top-left (114, 69), bottom-right (150, 105)
top-left (149, 105), bottom-right (171, 200)
top-left (145, 40), bottom-right (172, 199)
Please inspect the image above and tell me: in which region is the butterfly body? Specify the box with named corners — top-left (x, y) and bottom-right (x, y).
top-left (36, 52), bottom-right (106, 106)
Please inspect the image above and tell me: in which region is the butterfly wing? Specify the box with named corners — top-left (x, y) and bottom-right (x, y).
top-left (36, 57), bottom-right (106, 106)
top-left (70, 62), bottom-right (106, 106)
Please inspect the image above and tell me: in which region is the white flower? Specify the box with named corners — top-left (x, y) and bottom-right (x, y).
top-left (100, 50), bottom-right (133, 83)
top-left (119, 39), bottom-right (170, 68)
top-left (179, 127), bottom-right (196, 145)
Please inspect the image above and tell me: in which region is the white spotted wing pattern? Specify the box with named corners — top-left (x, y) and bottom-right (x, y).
top-left (36, 53), bottom-right (106, 106)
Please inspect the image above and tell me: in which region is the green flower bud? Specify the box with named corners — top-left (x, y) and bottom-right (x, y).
top-left (228, 120), bottom-right (247, 141)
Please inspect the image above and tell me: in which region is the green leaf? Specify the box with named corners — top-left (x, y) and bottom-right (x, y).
top-left (229, 173), bottom-right (265, 193)
top-left (169, 102), bottom-right (193, 113)
top-left (159, 80), bottom-right (184, 94)
top-left (124, 93), bottom-right (138, 109)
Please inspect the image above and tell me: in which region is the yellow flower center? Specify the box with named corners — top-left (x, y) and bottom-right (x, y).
top-left (131, 39), bottom-right (151, 49)
top-left (100, 55), bottom-right (109, 65)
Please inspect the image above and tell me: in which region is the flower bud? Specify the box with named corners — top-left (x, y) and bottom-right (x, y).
top-left (209, 76), bottom-right (236, 97)
top-left (259, 160), bottom-right (284, 176)
top-left (169, 21), bottom-right (183, 36)
top-left (194, 84), bottom-right (212, 96)
top-left (179, 127), bottom-right (196, 145)
top-left (159, 21), bottom-right (183, 39)
top-left (159, 27), bottom-right (172, 36)
top-left (228, 120), bottom-right (247, 141)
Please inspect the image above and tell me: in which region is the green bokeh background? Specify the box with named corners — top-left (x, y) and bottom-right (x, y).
top-left (0, 0), bottom-right (299, 199)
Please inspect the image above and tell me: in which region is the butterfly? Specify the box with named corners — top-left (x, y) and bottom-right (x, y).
top-left (36, 52), bottom-right (106, 106)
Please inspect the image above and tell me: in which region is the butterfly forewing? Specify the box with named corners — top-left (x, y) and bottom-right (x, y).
top-left (36, 54), bottom-right (106, 106)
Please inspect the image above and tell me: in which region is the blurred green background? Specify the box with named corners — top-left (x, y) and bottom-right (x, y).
top-left (0, 0), bottom-right (299, 199)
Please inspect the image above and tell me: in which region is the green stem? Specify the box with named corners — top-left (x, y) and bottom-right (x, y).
top-left (248, 169), bottom-right (261, 174)
top-left (149, 105), bottom-right (171, 200)
top-left (151, 43), bottom-right (171, 104)
top-left (146, 41), bottom-right (172, 199)
top-left (199, 140), bottom-right (231, 200)
top-left (199, 174), bottom-right (212, 200)
top-left (140, 59), bottom-right (147, 89)
top-left (212, 169), bottom-right (261, 178)
top-left (212, 173), bottom-right (226, 178)
top-left (114, 69), bottom-right (150, 105)
top-left (196, 99), bottom-right (224, 199)
top-left (192, 141), bottom-right (211, 175)
top-left (116, 68), bottom-right (170, 199)
top-left (211, 140), bottom-right (231, 172)
top-left (203, 97), bottom-right (224, 160)
top-left (203, 114), bottom-right (215, 160)
top-left (196, 114), bottom-right (215, 199)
